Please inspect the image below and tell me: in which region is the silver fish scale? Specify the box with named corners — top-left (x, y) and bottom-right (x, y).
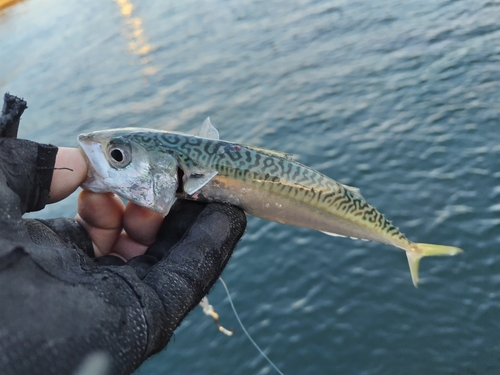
top-left (133, 131), bottom-right (407, 243)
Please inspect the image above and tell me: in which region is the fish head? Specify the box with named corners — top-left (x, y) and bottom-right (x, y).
top-left (77, 129), bottom-right (179, 215)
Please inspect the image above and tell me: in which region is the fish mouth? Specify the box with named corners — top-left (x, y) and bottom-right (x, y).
top-left (77, 134), bottom-right (111, 192)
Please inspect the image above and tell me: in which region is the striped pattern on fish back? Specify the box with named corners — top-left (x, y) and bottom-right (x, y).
top-left (133, 131), bottom-right (408, 245)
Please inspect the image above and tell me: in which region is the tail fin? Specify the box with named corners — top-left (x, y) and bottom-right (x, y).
top-left (406, 243), bottom-right (463, 287)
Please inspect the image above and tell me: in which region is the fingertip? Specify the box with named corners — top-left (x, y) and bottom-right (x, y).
top-left (112, 232), bottom-right (149, 260)
top-left (123, 202), bottom-right (165, 246)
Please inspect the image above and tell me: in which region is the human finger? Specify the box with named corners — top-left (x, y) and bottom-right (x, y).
top-left (122, 202), bottom-right (165, 247)
top-left (49, 147), bottom-right (88, 203)
top-left (75, 190), bottom-right (125, 257)
top-left (111, 232), bottom-right (149, 261)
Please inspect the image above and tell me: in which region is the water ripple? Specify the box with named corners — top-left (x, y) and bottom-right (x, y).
top-left (3, 0), bottom-right (500, 374)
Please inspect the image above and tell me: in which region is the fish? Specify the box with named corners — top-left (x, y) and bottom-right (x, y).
top-left (77, 118), bottom-right (463, 287)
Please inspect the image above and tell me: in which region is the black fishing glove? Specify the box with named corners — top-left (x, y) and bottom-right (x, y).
top-left (0, 94), bottom-right (247, 375)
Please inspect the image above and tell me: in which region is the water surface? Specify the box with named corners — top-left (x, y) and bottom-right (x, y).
top-left (1, 0), bottom-right (499, 374)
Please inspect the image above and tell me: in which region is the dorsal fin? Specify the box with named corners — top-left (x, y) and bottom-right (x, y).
top-left (198, 117), bottom-right (220, 140)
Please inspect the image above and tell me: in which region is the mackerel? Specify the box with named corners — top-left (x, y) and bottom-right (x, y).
top-left (78, 118), bottom-right (463, 286)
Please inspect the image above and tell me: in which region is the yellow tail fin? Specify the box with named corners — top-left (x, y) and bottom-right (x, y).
top-left (406, 243), bottom-right (463, 287)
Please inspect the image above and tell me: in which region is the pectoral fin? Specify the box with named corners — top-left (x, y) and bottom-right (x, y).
top-left (183, 169), bottom-right (218, 195)
top-left (176, 147), bottom-right (218, 195)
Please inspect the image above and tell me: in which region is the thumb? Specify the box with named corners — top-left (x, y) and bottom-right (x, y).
top-left (49, 147), bottom-right (88, 203)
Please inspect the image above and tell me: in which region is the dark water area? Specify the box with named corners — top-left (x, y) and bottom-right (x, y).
top-left (1, 0), bottom-right (499, 374)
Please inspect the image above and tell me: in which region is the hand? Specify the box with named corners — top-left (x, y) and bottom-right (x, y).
top-left (50, 147), bottom-right (165, 259)
top-left (4, 143), bottom-right (247, 375)
top-left (1, 94), bottom-right (247, 375)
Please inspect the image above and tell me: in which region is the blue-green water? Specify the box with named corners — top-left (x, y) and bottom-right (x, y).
top-left (1, 0), bottom-right (499, 374)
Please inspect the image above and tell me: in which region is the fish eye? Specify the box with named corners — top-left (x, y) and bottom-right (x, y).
top-left (111, 149), bottom-right (124, 162)
top-left (107, 143), bottom-right (132, 168)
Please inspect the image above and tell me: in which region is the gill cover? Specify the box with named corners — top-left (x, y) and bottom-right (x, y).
top-left (78, 130), bottom-right (179, 216)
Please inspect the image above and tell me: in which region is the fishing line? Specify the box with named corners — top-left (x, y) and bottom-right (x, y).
top-left (219, 277), bottom-right (285, 375)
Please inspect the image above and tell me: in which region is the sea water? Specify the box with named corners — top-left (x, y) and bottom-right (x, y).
top-left (1, 0), bottom-right (499, 374)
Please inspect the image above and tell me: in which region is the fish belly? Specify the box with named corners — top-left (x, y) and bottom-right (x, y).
top-left (182, 174), bottom-right (411, 250)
